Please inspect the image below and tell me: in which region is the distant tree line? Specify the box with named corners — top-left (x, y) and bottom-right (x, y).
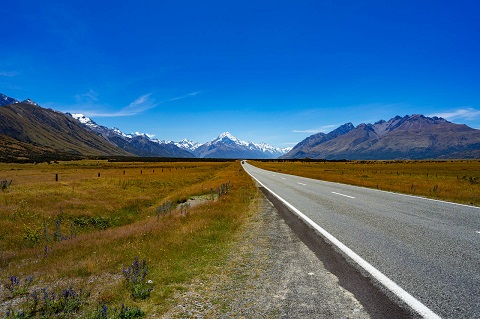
top-left (254, 158), bottom-right (350, 163)
top-left (106, 156), bottom-right (237, 163)
top-left (1, 154), bottom-right (243, 164)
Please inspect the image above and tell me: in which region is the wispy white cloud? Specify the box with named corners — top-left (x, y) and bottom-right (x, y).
top-left (167, 91), bottom-right (201, 102)
top-left (430, 108), bottom-right (480, 121)
top-left (80, 91), bottom-right (201, 117)
top-left (0, 71), bottom-right (19, 77)
top-left (119, 93), bottom-right (158, 116)
top-left (293, 124), bottom-right (338, 133)
top-left (74, 89), bottom-right (99, 104)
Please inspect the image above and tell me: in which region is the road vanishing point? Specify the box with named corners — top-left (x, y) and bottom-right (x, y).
top-left (243, 162), bottom-right (480, 318)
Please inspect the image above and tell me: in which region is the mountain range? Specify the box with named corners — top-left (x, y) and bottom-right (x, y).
top-left (0, 94), bottom-right (131, 161)
top-left (69, 113), bottom-right (289, 159)
top-left (1, 93), bottom-right (480, 161)
top-left (67, 113), bottom-right (194, 158)
top-left (187, 132), bottom-right (289, 158)
top-left (284, 114), bottom-right (480, 159)
top-left (0, 94), bottom-right (289, 160)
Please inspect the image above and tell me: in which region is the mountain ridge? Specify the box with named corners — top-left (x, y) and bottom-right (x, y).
top-left (0, 99), bottom-right (132, 160)
top-left (190, 131), bottom-right (290, 159)
top-left (283, 114), bottom-right (480, 160)
top-left (68, 112), bottom-right (289, 159)
top-left (67, 113), bottom-right (194, 158)
top-left (0, 93), bottom-right (39, 107)
top-left (2, 93), bottom-right (479, 160)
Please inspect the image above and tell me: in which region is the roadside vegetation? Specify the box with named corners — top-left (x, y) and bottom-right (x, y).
top-left (251, 160), bottom-right (480, 206)
top-left (0, 160), bottom-right (258, 317)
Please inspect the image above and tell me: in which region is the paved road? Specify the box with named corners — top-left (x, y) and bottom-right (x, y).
top-left (243, 162), bottom-right (480, 319)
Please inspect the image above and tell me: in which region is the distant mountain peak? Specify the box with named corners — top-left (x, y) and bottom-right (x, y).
top-left (219, 131), bottom-right (233, 138)
top-left (214, 132), bottom-right (243, 144)
top-left (0, 94), bottom-right (40, 107)
top-left (21, 99), bottom-right (38, 106)
top-left (174, 139), bottom-right (202, 151)
top-left (194, 132), bottom-right (289, 159)
top-left (67, 113), bottom-right (101, 130)
top-left (69, 113), bottom-right (92, 123)
top-left (0, 93), bottom-right (19, 106)
top-left (330, 122), bottom-right (355, 136)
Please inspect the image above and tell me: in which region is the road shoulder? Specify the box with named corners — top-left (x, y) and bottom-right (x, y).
top-left (160, 193), bottom-right (371, 318)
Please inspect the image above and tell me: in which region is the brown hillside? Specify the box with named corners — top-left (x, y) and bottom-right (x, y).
top-left (0, 103), bottom-right (132, 157)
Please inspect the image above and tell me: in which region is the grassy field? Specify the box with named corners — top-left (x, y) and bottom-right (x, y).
top-left (0, 160), bottom-right (259, 318)
top-left (251, 160), bottom-right (480, 207)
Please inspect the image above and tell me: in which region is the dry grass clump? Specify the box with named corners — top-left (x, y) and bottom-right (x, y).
top-left (251, 160), bottom-right (480, 206)
top-left (0, 160), bottom-right (258, 317)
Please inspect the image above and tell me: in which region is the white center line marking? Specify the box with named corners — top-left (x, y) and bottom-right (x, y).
top-left (297, 182), bottom-right (307, 186)
top-left (281, 177), bottom-right (286, 180)
top-left (332, 191), bottom-right (355, 199)
top-left (476, 231), bottom-right (480, 234)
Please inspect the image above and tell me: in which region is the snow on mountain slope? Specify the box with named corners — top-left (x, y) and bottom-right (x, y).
top-left (67, 113), bottom-right (194, 157)
top-left (67, 114), bottom-right (287, 159)
top-left (22, 99), bottom-right (39, 106)
top-left (173, 139), bottom-right (202, 152)
top-left (69, 113), bottom-right (99, 127)
top-left (0, 94), bottom-right (40, 107)
top-left (0, 93), bottom-right (19, 106)
top-left (193, 132), bottom-right (288, 159)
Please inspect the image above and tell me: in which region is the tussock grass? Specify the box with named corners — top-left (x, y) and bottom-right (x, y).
top-left (0, 160), bottom-right (258, 317)
top-left (251, 160), bottom-right (480, 206)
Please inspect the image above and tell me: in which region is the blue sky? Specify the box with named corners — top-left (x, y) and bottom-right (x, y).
top-left (2, 1), bottom-right (479, 147)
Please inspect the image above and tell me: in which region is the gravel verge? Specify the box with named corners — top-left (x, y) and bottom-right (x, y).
top-left (159, 194), bottom-right (370, 318)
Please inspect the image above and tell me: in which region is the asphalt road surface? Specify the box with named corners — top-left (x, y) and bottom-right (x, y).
top-left (243, 162), bottom-right (480, 319)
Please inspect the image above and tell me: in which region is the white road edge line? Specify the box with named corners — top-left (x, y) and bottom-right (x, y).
top-left (332, 191), bottom-right (355, 199)
top-left (245, 168), bottom-right (441, 319)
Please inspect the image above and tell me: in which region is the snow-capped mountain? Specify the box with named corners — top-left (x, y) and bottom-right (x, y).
top-left (192, 132), bottom-right (290, 159)
top-left (173, 139), bottom-right (202, 152)
top-left (0, 94), bottom-right (39, 107)
top-left (1, 92), bottom-right (289, 159)
top-left (69, 113), bottom-right (100, 129)
top-left (254, 142), bottom-right (292, 156)
top-left (22, 99), bottom-right (39, 106)
top-left (1, 94), bottom-right (19, 106)
top-left (68, 114), bottom-right (286, 159)
top-left (67, 113), bottom-right (194, 158)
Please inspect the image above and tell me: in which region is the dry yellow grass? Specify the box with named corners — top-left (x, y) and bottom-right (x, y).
top-left (0, 160), bottom-right (259, 316)
top-left (0, 161), bottom-right (225, 249)
top-left (251, 160), bottom-right (480, 206)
